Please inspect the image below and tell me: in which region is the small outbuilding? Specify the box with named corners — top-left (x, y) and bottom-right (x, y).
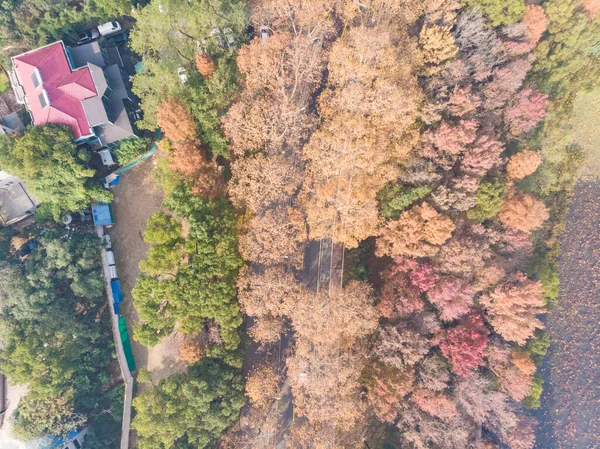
top-left (92, 202), bottom-right (114, 227)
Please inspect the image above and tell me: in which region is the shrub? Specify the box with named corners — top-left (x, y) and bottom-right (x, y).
top-left (522, 375), bottom-right (543, 409)
top-left (467, 177), bottom-right (506, 222)
top-left (377, 184), bottom-right (433, 220)
top-left (114, 138), bottom-right (149, 165)
top-left (137, 369), bottom-right (153, 384)
top-left (524, 330), bottom-right (550, 365)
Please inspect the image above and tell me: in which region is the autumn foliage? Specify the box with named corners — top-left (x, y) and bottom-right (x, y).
top-left (583, 0), bottom-right (600, 19)
top-left (195, 52), bottom-right (216, 77)
top-left (156, 98), bottom-right (224, 198)
top-left (376, 203), bottom-right (455, 258)
top-left (505, 89), bottom-right (549, 136)
top-left (523, 5), bottom-right (548, 43)
top-left (427, 276), bottom-right (474, 321)
top-left (178, 336), bottom-right (204, 364)
top-left (507, 150), bottom-right (542, 181)
top-left (245, 364), bottom-right (281, 408)
top-left (481, 273), bottom-right (545, 344)
top-left (222, 1), bottom-right (562, 447)
top-left (156, 97), bottom-right (197, 143)
top-left (499, 193), bottom-right (549, 233)
top-left (439, 312), bottom-right (489, 376)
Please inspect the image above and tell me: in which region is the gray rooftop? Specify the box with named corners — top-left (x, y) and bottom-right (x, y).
top-left (0, 174), bottom-right (38, 226)
top-left (69, 42), bottom-right (106, 68)
top-left (96, 65), bottom-right (134, 145)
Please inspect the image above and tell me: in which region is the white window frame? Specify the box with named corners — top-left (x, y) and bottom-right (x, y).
top-left (31, 68), bottom-right (42, 88)
top-left (38, 89), bottom-right (49, 109)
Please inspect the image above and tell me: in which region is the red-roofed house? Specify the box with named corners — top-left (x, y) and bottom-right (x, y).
top-left (10, 41), bottom-right (136, 146)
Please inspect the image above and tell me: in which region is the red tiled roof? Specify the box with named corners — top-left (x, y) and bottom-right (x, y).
top-left (12, 42), bottom-right (97, 140)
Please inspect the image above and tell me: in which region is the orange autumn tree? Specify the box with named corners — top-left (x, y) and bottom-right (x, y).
top-left (248, 315), bottom-right (284, 343)
top-left (287, 281), bottom-right (379, 431)
top-left (156, 98), bottom-right (224, 198)
top-left (156, 97), bottom-right (197, 143)
top-left (507, 150), bottom-right (542, 181)
top-left (523, 5), bottom-right (548, 43)
top-left (377, 203), bottom-right (455, 258)
top-left (168, 140), bottom-right (205, 177)
top-left (302, 13), bottom-right (423, 247)
top-left (179, 336), bottom-right (204, 364)
top-left (411, 389), bottom-right (458, 422)
top-left (488, 346), bottom-right (536, 402)
top-left (583, 0), bottom-right (600, 19)
top-left (195, 52), bottom-right (216, 77)
top-left (236, 265), bottom-right (300, 318)
top-left (246, 363), bottom-right (281, 408)
top-left (498, 193), bottom-right (549, 233)
top-left (481, 273), bottom-right (546, 344)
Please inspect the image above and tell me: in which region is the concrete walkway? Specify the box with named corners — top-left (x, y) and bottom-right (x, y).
top-left (96, 227), bottom-right (134, 449)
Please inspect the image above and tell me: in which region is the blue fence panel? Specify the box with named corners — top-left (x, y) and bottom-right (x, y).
top-left (111, 279), bottom-right (123, 303)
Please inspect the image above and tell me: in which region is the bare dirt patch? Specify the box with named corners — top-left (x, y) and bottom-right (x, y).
top-left (109, 156), bottom-right (163, 381)
top-left (535, 181), bottom-right (600, 448)
top-left (108, 156), bottom-right (187, 387)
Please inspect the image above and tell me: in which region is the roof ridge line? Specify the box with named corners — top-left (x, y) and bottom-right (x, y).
top-left (34, 43), bottom-right (66, 75)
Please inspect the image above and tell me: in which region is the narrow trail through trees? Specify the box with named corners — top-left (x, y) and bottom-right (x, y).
top-left (536, 180), bottom-right (600, 448)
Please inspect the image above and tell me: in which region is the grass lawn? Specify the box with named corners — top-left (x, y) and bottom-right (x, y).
top-left (571, 86), bottom-right (600, 177)
top-left (0, 72), bottom-right (8, 93)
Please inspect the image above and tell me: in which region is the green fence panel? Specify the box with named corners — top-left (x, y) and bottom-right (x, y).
top-left (118, 316), bottom-right (136, 372)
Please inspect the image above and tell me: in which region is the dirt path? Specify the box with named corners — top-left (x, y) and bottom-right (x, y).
top-left (109, 157), bottom-right (163, 380)
top-left (0, 381), bottom-right (27, 448)
top-left (109, 156), bottom-right (189, 379)
top-left (535, 180), bottom-right (600, 449)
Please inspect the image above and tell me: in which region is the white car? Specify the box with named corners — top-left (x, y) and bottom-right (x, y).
top-left (97, 21), bottom-right (122, 37)
top-left (260, 25), bottom-right (270, 42)
top-left (223, 27), bottom-right (235, 47)
top-left (177, 67), bottom-right (188, 84)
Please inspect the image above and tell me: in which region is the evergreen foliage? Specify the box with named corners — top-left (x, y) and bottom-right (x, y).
top-left (131, 358), bottom-right (245, 449)
top-left (377, 184), bottom-right (433, 220)
top-left (0, 229), bottom-right (118, 445)
top-left (467, 177), bottom-right (506, 222)
top-left (113, 138), bottom-right (149, 165)
top-left (463, 0), bottom-right (526, 26)
top-left (129, 0), bottom-right (248, 157)
top-left (0, 125), bottom-right (111, 221)
top-left (0, 0), bottom-right (130, 50)
top-left (523, 374), bottom-right (543, 409)
top-left (133, 186), bottom-right (243, 349)
top-left (524, 330), bottom-right (551, 365)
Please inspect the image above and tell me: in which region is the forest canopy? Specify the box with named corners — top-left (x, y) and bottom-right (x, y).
top-left (0, 229), bottom-right (120, 446)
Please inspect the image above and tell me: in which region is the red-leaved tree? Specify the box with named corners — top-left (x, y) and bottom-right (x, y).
top-left (439, 311), bottom-right (489, 376)
top-left (379, 269), bottom-right (424, 319)
top-left (505, 89), bottom-right (549, 136)
top-left (461, 134), bottom-right (504, 175)
top-left (390, 256), bottom-right (439, 293)
top-left (428, 276), bottom-right (475, 321)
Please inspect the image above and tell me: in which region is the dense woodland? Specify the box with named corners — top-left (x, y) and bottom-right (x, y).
top-left (0, 228), bottom-right (122, 448)
top-left (0, 125), bottom-right (112, 221)
top-left (0, 0), bottom-right (599, 448)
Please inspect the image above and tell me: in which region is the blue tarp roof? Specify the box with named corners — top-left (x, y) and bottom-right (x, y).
top-left (111, 279), bottom-right (123, 303)
top-left (113, 302), bottom-right (120, 315)
top-left (92, 202), bottom-right (114, 226)
top-left (36, 429), bottom-right (78, 449)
